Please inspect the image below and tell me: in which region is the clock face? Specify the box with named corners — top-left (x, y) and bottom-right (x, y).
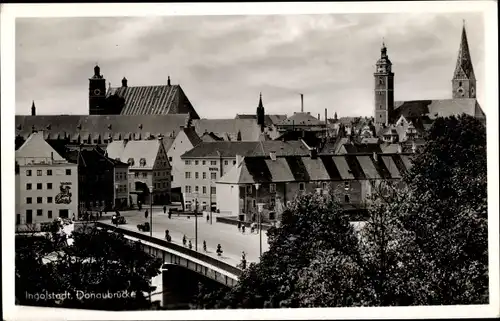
top-left (457, 87), bottom-right (464, 96)
top-left (94, 89), bottom-right (101, 96)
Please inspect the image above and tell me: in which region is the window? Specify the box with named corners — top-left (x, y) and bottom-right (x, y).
top-left (47, 169), bottom-right (52, 176)
top-left (26, 170), bottom-right (32, 176)
top-left (252, 199), bottom-right (256, 207)
top-left (202, 160), bottom-right (206, 165)
top-left (142, 173), bottom-right (147, 178)
top-left (210, 160), bottom-right (217, 165)
top-left (37, 170), bottom-right (42, 176)
top-left (459, 81), bottom-right (462, 86)
top-left (185, 172), bottom-right (191, 179)
top-left (210, 186), bottom-right (216, 195)
top-left (47, 197), bottom-right (53, 203)
top-left (203, 172), bottom-right (207, 179)
top-left (135, 172), bottom-right (139, 178)
top-left (66, 169), bottom-right (71, 175)
top-left (37, 183), bottom-right (42, 190)
top-left (299, 182), bottom-right (305, 191)
top-left (379, 78), bottom-right (383, 85)
top-left (168, 157), bottom-right (172, 162)
top-left (210, 172), bottom-right (217, 180)
top-left (224, 160), bottom-right (229, 165)
top-left (195, 172), bottom-right (199, 179)
top-left (195, 186), bottom-right (199, 193)
top-left (37, 209), bottom-right (43, 216)
top-left (26, 197), bottom-right (32, 204)
top-left (26, 183), bottom-right (32, 190)
top-left (202, 186), bottom-right (207, 194)
top-left (345, 195), bottom-right (350, 203)
top-left (185, 185), bottom-right (192, 193)
top-left (233, 160), bottom-right (236, 165)
top-left (185, 160), bottom-right (191, 165)
top-left (195, 160), bottom-right (199, 165)
top-left (37, 197), bottom-right (43, 204)
top-left (322, 182), bottom-right (328, 190)
top-left (163, 182), bottom-right (166, 188)
top-left (247, 185), bottom-right (252, 194)
top-left (48, 210), bottom-right (53, 219)
top-left (270, 183), bottom-right (276, 193)
top-left (344, 181), bottom-right (350, 190)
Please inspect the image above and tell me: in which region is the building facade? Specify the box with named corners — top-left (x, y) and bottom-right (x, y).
top-left (216, 153), bottom-right (412, 222)
top-left (106, 138), bottom-right (172, 206)
top-left (15, 132), bottom-right (78, 227)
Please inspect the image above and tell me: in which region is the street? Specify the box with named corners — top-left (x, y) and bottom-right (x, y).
top-left (106, 208), bottom-right (270, 267)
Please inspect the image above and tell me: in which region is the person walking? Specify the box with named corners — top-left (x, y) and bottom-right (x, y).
top-left (241, 225), bottom-right (246, 234)
top-left (163, 206), bottom-right (167, 214)
top-left (188, 240), bottom-right (193, 250)
top-left (237, 221), bottom-right (241, 231)
top-left (203, 240), bottom-right (207, 252)
top-left (206, 214), bottom-right (209, 223)
top-left (145, 210), bottom-right (148, 219)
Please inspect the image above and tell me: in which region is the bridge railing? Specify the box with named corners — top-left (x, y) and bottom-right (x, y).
top-left (95, 222), bottom-right (243, 277)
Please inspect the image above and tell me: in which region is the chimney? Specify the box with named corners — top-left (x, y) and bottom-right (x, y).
top-left (31, 101), bottom-right (36, 116)
top-left (317, 113), bottom-right (320, 121)
top-left (51, 152), bottom-right (53, 161)
top-left (121, 77), bottom-right (128, 87)
top-left (168, 76), bottom-right (171, 86)
top-left (269, 151), bottom-right (277, 161)
top-left (236, 154), bottom-right (244, 165)
top-left (300, 94), bottom-right (304, 112)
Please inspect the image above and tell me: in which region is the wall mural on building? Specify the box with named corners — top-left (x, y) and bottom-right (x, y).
top-left (55, 182), bottom-right (72, 204)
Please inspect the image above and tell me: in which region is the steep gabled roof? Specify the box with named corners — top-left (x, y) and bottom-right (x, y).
top-left (182, 127), bottom-right (203, 147)
top-left (106, 140), bottom-right (163, 170)
top-left (15, 131), bottom-right (67, 164)
top-left (393, 98), bottom-right (483, 121)
top-left (453, 24), bottom-right (475, 80)
top-left (217, 154), bottom-right (413, 184)
top-left (107, 84), bottom-right (199, 119)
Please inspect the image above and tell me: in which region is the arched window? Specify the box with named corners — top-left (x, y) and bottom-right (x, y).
top-left (127, 158), bottom-right (135, 166)
top-left (140, 158), bottom-right (146, 167)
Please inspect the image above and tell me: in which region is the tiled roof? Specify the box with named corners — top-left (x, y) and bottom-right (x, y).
top-left (393, 98), bottom-right (484, 121)
top-left (235, 114), bottom-right (287, 126)
top-left (180, 141), bottom-right (260, 159)
top-left (15, 131), bottom-right (67, 163)
top-left (15, 114), bottom-right (189, 142)
top-left (106, 139), bottom-right (165, 170)
top-left (217, 154), bottom-right (413, 184)
top-left (252, 140), bottom-right (311, 157)
top-left (182, 127), bottom-right (203, 147)
top-left (107, 84), bottom-right (199, 119)
top-left (277, 112), bottom-right (324, 126)
top-left (193, 119), bottom-right (261, 141)
top-left (200, 132), bottom-right (224, 142)
top-left (341, 143), bottom-right (383, 154)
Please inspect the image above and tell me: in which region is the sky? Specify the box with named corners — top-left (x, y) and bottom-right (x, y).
top-left (15, 12), bottom-right (485, 119)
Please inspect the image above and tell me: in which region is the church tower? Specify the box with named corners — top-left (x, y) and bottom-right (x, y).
top-left (256, 92), bottom-right (265, 132)
top-left (374, 42), bottom-right (394, 126)
top-left (452, 21), bottom-right (476, 99)
top-left (89, 65), bottom-right (107, 115)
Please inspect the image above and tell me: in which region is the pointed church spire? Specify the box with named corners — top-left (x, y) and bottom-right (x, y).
top-left (256, 92), bottom-right (265, 132)
top-left (453, 21), bottom-right (475, 80)
top-left (258, 92), bottom-right (263, 108)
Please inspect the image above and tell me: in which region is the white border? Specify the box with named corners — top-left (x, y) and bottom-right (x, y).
top-left (2, 2), bottom-right (499, 320)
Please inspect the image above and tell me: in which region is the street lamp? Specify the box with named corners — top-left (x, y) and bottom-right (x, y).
top-left (257, 203), bottom-right (265, 259)
top-left (149, 185), bottom-right (153, 239)
top-left (194, 191), bottom-right (199, 251)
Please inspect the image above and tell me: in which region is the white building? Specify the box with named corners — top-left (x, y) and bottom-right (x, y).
top-left (15, 132), bottom-right (78, 227)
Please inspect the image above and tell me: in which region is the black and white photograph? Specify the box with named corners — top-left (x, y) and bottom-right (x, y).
top-left (2, 2), bottom-right (498, 320)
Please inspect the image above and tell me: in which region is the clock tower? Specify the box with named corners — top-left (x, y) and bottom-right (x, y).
top-left (374, 42), bottom-right (395, 126)
top-left (452, 21), bottom-right (476, 99)
top-left (89, 65), bottom-right (107, 115)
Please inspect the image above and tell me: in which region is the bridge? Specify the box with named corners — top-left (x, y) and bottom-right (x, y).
top-left (95, 221), bottom-right (242, 288)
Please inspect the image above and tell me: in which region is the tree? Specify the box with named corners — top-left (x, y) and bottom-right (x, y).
top-left (195, 192), bottom-right (360, 309)
top-left (16, 222), bottom-right (163, 310)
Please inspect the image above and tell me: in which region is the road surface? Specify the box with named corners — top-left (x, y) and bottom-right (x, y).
top-left (105, 209), bottom-right (270, 267)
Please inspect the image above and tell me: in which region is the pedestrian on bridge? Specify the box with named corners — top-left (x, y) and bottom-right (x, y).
top-left (182, 235), bottom-right (187, 247)
top-left (188, 240), bottom-right (193, 250)
top-left (203, 240), bottom-right (207, 252)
